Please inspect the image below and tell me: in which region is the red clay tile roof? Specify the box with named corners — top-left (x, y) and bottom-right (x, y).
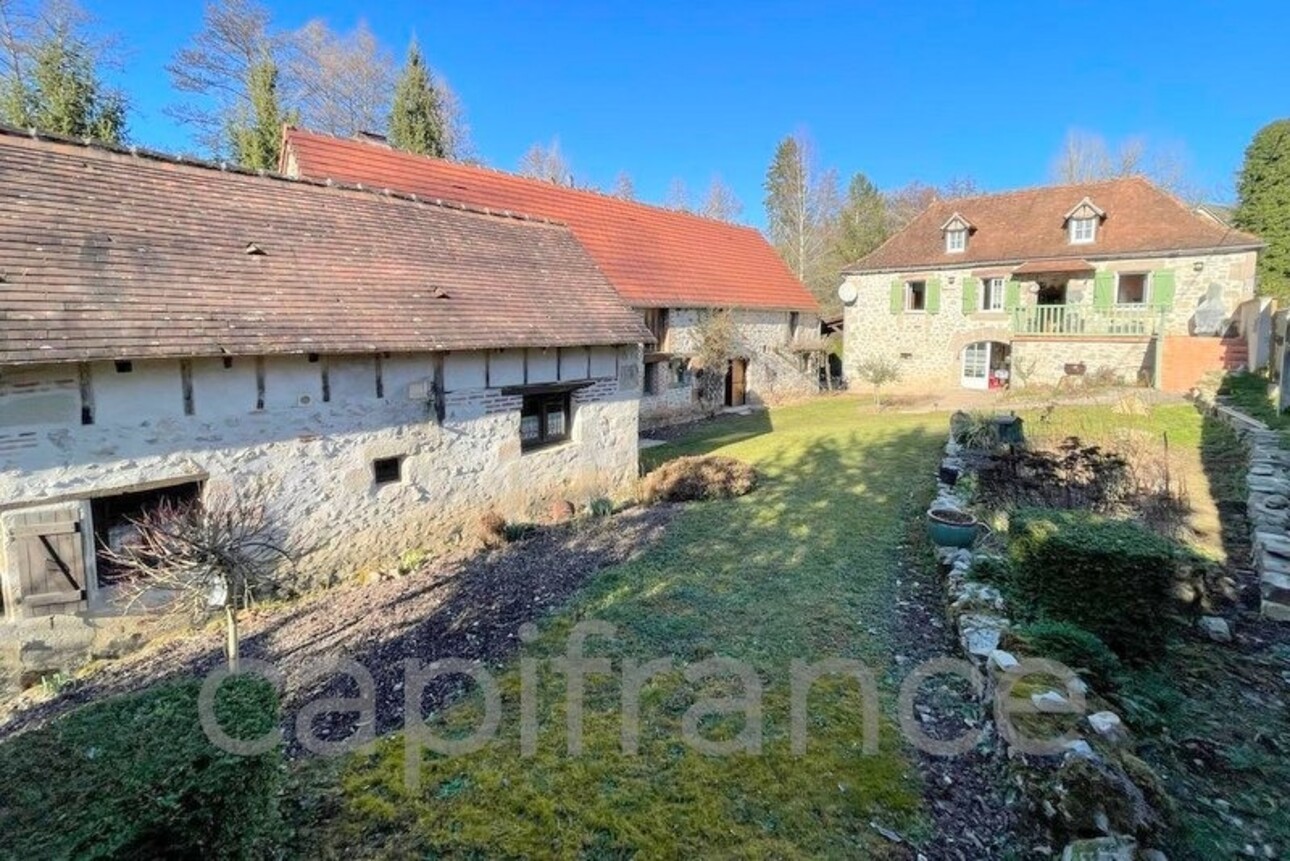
top-left (0, 127), bottom-right (652, 366)
top-left (283, 128), bottom-right (819, 312)
top-left (846, 177), bottom-right (1263, 274)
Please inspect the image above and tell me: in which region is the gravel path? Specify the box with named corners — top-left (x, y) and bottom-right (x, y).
top-left (0, 506), bottom-right (674, 753)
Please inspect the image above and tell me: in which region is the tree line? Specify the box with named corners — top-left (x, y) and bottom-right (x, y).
top-left (0, 0), bottom-right (467, 169)
top-left (1, 1), bottom-right (1286, 299)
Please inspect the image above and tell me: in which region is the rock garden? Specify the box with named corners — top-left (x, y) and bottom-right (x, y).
top-left (925, 397), bottom-right (1290, 860)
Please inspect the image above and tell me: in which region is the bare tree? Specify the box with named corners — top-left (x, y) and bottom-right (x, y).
top-left (517, 137), bottom-right (571, 184)
top-left (99, 487), bottom-right (294, 673)
top-left (883, 180), bottom-right (939, 233)
top-left (283, 18), bottom-right (393, 137)
top-left (763, 131), bottom-right (843, 303)
top-left (700, 174), bottom-right (743, 222)
top-left (166, 0), bottom-right (274, 156)
top-left (611, 170), bottom-right (635, 200)
top-left (1050, 128), bottom-right (1198, 199)
top-left (433, 71), bottom-right (473, 161)
top-left (664, 177), bottom-right (691, 212)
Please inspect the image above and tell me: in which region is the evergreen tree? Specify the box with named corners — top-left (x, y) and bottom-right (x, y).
top-left (834, 172), bottom-right (888, 266)
top-left (764, 132), bottom-right (840, 307)
top-left (1235, 119), bottom-right (1290, 301)
top-left (0, 11), bottom-right (126, 143)
top-left (228, 56), bottom-right (288, 170)
top-left (388, 39), bottom-right (446, 158)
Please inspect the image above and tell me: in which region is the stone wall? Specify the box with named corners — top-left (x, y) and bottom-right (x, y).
top-left (0, 345), bottom-right (641, 599)
top-left (1210, 404), bottom-right (1290, 622)
top-left (1011, 338), bottom-right (1156, 387)
top-left (640, 307), bottom-right (821, 427)
top-left (840, 249), bottom-right (1257, 390)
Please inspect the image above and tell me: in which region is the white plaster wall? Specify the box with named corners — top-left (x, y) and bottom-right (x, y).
top-left (190, 358), bottom-right (257, 418)
top-left (840, 249), bottom-right (1258, 390)
top-left (0, 348), bottom-right (640, 591)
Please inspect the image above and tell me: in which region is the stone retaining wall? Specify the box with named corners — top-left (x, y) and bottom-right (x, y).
top-left (1210, 404), bottom-right (1290, 622)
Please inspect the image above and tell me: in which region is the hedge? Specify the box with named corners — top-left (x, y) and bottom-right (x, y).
top-left (1013, 620), bottom-right (1125, 691)
top-left (1008, 508), bottom-right (1178, 661)
top-left (0, 675), bottom-right (283, 860)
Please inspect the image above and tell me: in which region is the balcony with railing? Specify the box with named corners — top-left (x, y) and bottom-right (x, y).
top-left (1010, 304), bottom-right (1164, 338)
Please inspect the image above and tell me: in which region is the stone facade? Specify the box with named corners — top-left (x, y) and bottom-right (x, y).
top-left (840, 250), bottom-right (1257, 390)
top-left (640, 308), bottom-right (821, 427)
top-left (0, 345), bottom-right (641, 607)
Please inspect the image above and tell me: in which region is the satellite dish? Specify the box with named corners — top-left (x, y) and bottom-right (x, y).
top-left (837, 282), bottom-right (859, 305)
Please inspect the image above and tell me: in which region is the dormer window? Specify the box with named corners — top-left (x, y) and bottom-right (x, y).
top-left (1069, 217), bottom-right (1097, 244)
top-left (1064, 196), bottom-right (1105, 245)
top-left (940, 212), bottom-right (973, 254)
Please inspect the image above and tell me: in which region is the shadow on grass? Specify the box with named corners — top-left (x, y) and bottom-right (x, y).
top-left (293, 405), bottom-right (949, 859)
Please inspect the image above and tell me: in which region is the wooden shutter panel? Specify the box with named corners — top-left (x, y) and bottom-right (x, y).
top-left (889, 280), bottom-right (904, 314)
top-left (1093, 271), bottom-right (1115, 309)
top-left (961, 277), bottom-right (979, 314)
top-left (1004, 280), bottom-right (1022, 310)
top-left (1, 502), bottom-right (91, 620)
top-left (926, 278), bottom-right (942, 314)
top-left (1151, 270), bottom-right (1176, 309)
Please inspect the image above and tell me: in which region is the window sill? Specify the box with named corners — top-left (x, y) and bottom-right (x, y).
top-left (521, 437), bottom-right (574, 455)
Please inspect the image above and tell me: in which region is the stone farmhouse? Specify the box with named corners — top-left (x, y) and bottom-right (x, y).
top-left (838, 178), bottom-right (1266, 393)
top-left (0, 126), bottom-right (653, 625)
top-left (280, 129), bottom-right (822, 428)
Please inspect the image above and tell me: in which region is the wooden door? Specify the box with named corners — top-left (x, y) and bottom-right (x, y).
top-left (726, 359), bottom-right (747, 407)
top-left (2, 502), bottom-right (92, 620)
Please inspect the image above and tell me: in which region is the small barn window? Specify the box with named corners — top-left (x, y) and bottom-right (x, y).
top-left (372, 456), bottom-right (403, 485)
top-left (114, 360), bottom-right (133, 374)
top-left (520, 392), bottom-right (571, 451)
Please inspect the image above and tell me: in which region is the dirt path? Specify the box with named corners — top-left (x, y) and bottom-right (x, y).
top-left (0, 506), bottom-right (674, 752)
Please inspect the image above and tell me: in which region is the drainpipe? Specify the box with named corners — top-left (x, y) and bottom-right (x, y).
top-left (1151, 309), bottom-right (1164, 389)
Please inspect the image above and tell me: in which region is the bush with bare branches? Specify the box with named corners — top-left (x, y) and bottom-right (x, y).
top-left (99, 487), bottom-right (294, 672)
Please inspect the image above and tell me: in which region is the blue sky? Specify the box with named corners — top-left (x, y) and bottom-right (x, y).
top-left (94, 0), bottom-right (1286, 226)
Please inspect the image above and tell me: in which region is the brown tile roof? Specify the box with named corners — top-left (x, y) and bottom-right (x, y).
top-left (0, 127), bottom-right (652, 366)
top-left (282, 128), bottom-right (819, 312)
top-left (845, 177), bottom-right (1263, 274)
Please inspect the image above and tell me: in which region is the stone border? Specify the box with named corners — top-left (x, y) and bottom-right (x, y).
top-left (932, 424), bottom-right (1160, 860)
top-left (1206, 403), bottom-right (1290, 622)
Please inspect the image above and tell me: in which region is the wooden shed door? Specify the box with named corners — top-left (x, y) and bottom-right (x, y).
top-left (725, 359), bottom-right (748, 407)
top-left (2, 503), bottom-right (91, 620)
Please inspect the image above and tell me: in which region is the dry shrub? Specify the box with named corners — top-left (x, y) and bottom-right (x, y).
top-left (477, 511), bottom-right (507, 547)
top-left (640, 455), bottom-right (756, 503)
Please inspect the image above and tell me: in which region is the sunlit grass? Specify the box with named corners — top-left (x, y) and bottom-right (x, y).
top-left (297, 398), bottom-right (946, 859)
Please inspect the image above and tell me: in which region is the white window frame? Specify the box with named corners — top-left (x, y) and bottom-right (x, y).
top-left (1069, 217), bottom-right (1097, 244)
top-left (982, 277), bottom-right (1005, 312)
top-left (945, 228), bottom-right (967, 253)
top-left (1115, 272), bottom-right (1150, 305)
top-left (905, 280), bottom-right (927, 313)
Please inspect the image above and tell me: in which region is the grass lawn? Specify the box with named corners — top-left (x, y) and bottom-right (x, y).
top-left (293, 399), bottom-right (946, 859)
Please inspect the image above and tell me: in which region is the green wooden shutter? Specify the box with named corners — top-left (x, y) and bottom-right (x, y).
top-left (1151, 270), bottom-right (1176, 309)
top-left (889, 280), bottom-right (904, 314)
top-left (926, 278), bottom-right (942, 314)
top-left (961, 277), bottom-right (979, 314)
top-left (1004, 279), bottom-right (1022, 310)
top-left (1093, 271), bottom-right (1115, 309)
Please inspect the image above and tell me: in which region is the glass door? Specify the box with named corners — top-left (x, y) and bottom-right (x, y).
top-left (961, 341), bottom-right (990, 390)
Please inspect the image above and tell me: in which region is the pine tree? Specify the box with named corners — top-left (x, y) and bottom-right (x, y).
top-left (0, 13), bottom-right (126, 143)
top-left (763, 132), bottom-right (840, 306)
top-left (834, 172), bottom-right (888, 266)
top-left (388, 39), bottom-right (446, 158)
top-left (228, 56), bottom-right (288, 170)
top-left (1235, 119), bottom-right (1290, 301)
